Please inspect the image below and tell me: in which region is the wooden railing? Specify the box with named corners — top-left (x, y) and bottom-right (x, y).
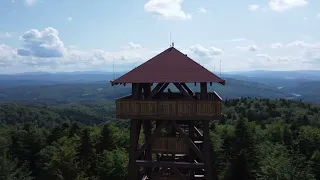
top-left (151, 175), bottom-right (181, 180)
top-left (158, 92), bottom-right (222, 100)
top-left (152, 137), bottom-right (188, 154)
top-left (195, 91), bottom-right (222, 100)
top-left (116, 98), bottom-right (222, 120)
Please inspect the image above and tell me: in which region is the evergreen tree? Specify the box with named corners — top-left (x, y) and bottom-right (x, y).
top-left (0, 153), bottom-right (33, 180)
top-left (226, 118), bottom-right (258, 180)
top-left (95, 124), bottom-right (113, 154)
top-left (77, 128), bottom-right (96, 175)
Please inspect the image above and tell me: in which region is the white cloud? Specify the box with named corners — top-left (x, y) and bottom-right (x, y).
top-left (198, 7), bottom-right (207, 13)
top-left (248, 45), bottom-right (259, 51)
top-left (0, 27), bottom-right (163, 73)
top-left (125, 42), bottom-right (142, 50)
top-left (0, 32), bottom-right (11, 38)
top-left (317, 14), bottom-right (320, 18)
top-left (270, 43), bottom-right (283, 49)
top-left (25, 0), bottom-right (36, 6)
top-left (303, 16), bottom-right (308, 21)
top-left (237, 44), bottom-right (259, 51)
top-left (1, 27), bottom-right (320, 73)
top-left (286, 41), bottom-right (320, 48)
top-left (67, 17), bottom-right (73, 22)
top-left (144, 0), bottom-right (191, 20)
top-left (248, 4), bottom-right (260, 11)
top-left (17, 27), bottom-right (66, 58)
top-left (189, 44), bottom-right (223, 59)
top-left (268, 0), bottom-right (308, 12)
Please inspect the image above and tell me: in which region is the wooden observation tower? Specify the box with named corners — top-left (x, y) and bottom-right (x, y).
top-left (111, 45), bottom-right (225, 180)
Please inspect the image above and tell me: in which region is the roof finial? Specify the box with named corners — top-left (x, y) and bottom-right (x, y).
top-left (169, 32), bottom-right (172, 47)
top-left (172, 42), bottom-right (174, 47)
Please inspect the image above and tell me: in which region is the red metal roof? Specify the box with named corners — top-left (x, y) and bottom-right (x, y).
top-left (111, 47), bottom-right (226, 85)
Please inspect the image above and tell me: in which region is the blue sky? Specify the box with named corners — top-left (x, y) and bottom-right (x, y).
top-left (0, 0), bottom-right (320, 73)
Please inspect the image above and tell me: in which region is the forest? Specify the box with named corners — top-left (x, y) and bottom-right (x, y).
top-left (0, 98), bottom-right (320, 180)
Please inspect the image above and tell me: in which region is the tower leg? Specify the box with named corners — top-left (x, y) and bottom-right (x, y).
top-left (203, 121), bottom-right (213, 180)
top-left (143, 120), bottom-right (152, 178)
top-left (129, 119), bottom-right (139, 180)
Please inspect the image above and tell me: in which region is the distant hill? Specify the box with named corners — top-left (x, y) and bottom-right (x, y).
top-left (0, 71), bottom-right (125, 88)
top-left (225, 70), bottom-right (320, 80)
top-left (0, 78), bottom-right (304, 105)
top-left (0, 70), bottom-right (319, 104)
top-left (0, 82), bottom-right (130, 105)
top-left (286, 81), bottom-right (320, 102)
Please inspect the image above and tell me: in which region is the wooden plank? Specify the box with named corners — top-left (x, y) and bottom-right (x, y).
top-left (117, 114), bottom-right (222, 121)
top-left (136, 160), bottom-right (205, 169)
top-left (116, 99), bottom-right (222, 120)
top-left (152, 137), bottom-right (188, 154)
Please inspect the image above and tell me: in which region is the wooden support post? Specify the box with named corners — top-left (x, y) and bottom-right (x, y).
top-left (128, 83), bottom-right (142, 180)
top-left (142, 83), bottom-right (152, 178)
top-left (172, 121), bottom-right (204, 162)
top-left (129, 119), bottom-right (138, 180)
top-left (200, 82), bottom-right (207, 100)
top-left (147, 83), bottom-right (163, 99)
top-left (173, 83), bottom-right (193, 99)
top-left (189, 121), bottom-right (195, 180)
top-left (136, 122), bottom-right (167, 159)
top-left (143, 120), bottom-right (152, 177)
top-left (200, 82), bottom-right (213, 180)
top-left (181, 83), bottom-right (195, 97)
top-left (203, 121), bottom-right (213, 180)
top-left (158, 83), bottom-right (170, 94)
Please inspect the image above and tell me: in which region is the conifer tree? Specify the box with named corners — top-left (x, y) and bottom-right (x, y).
top-left (95, 124), bottom-right (113, 154)
top-left (77, 128), bottom-right (95, 175)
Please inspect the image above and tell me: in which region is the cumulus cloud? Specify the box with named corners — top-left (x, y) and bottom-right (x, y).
top-left (286, 41), bottom-right (320, 48)
top-left (198, 7), bottom-right (207, 13)
top-left (144, 0), bottom-right (191, 20)
top-left (17, 27), bottom-right (66, 58)
top-left (2, 27), bottom-right (320, 73)
top-left (189, 44), bottom-right (223, 59)
top-left (0, 27), bottom-right (164, 73)
top-left (268, 0), bottom-right (308, 12)
top-left (67, 17), bottom-right (73, 22)
top-left (127, 42), bottom-right (142, 49)
top-left (248, 4), bottom-right (260, 11)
